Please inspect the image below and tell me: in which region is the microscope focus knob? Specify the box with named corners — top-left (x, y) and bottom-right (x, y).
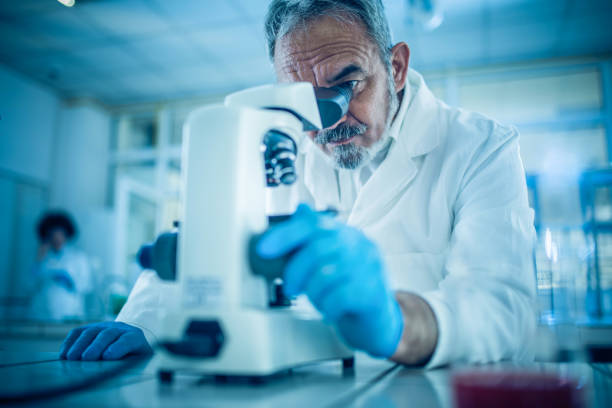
top-left (137, 231), bottom-right (178, 281)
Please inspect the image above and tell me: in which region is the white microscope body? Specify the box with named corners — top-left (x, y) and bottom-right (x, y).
top-left (154, 83), bottom-right (353, 381)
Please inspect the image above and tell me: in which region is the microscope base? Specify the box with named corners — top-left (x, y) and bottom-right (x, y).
top-left (155, 308), bottom-right (353, 381)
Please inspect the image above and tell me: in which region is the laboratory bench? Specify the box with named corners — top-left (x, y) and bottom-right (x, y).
top-left (0, 344), bottom-right (611, 407)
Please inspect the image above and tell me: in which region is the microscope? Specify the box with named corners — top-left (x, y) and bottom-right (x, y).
top-left (139, 82), bottom-right (355, 383)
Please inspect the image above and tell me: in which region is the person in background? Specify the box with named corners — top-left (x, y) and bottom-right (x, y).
top-left (30, 211), bottom-right (92, 321)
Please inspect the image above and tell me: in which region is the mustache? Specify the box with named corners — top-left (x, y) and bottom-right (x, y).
top-left (314, 122), bottom-right (367, 145)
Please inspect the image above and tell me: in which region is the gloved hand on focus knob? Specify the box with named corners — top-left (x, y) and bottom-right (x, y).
top-left (60, 321), bottom-right (153, 361)
top-left (256, 204), bottom-right (404, 358)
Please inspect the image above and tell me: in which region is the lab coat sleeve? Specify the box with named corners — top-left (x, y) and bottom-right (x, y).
top-left (420, 126), bottom-right (537, 368)
top-left (115, 270), bottom-right (177, 346)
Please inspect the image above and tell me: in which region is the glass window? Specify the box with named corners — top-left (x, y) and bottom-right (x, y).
top-left (459, 69), bottom-right (603, 123)
top-left (161, 198), bottom-right (181, 231)
top-left (170, 107), bottom-right (192, 145)
top-left (519, 126), bottom-right (607, 174)
top-left (593, 187), bottom-right (612, 222)
top-left (520, 126), bottom-right (607, 226)
top-left (114, 113), bottom-right (158, 151)
top-left (161, 160), bottom-right (182, 230)
top-left (114, 161), bottom-right (157, 187)
top-left (125, 194), bottom-right (157, 281)
top-left (166, 159), bottom-right (181, 191)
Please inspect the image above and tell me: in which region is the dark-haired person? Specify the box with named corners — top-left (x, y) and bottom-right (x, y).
top-left (30, 211), bottom-right (92, 321)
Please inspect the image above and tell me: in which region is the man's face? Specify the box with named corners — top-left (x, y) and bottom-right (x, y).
top-left (274, 15), bottom-right (398, 169)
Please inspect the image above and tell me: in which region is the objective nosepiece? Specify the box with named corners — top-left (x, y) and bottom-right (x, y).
top-left (263, 130), bottom-right (298, 187)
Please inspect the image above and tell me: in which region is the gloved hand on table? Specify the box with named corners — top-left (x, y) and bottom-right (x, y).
top-left (257, 204), bottom-right (404, 358)
top-left (60, 322), bottom-right (153, 361)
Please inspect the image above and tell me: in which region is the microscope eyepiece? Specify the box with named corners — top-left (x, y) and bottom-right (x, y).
top-left (260, 83), bottom-right (353, 188)
top-left (314, 82), bottom-right (354, 129)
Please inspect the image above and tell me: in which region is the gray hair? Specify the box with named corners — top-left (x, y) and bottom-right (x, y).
top-left (264, 0), bottom-right (393, 67)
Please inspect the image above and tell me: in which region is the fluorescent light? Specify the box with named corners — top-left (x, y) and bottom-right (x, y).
top-left (57, 0), bottom-right (75, 7)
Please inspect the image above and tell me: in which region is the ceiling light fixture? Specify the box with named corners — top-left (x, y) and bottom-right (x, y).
top-left (57, 0), bottom-right (75, 7)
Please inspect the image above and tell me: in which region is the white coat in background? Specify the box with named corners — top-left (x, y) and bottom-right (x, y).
top-left (30, 246), bottom-right (92, 321)
top-left (117, 69), bottom-right (537, 368)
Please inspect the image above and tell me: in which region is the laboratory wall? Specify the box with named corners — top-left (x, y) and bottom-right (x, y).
top-left (51, 104), bottom-right (109, 211)
top-left (51, 103), bottom-right (116, 319)
top-left (0, 63), bottom-right (113, 319)
top-left (0, 65), bottom-right (58, 315)
top-left (0, 65), bottom-right (59, 181)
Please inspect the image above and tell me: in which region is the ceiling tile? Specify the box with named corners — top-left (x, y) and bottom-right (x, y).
top-left (190, 23), bottom-right (267, 61)
top-left (77, 0), bottom-right (171, 38)
top-left (87, 75), bottom-right (141, 101)
top-left (151, 0), bottom-right (241, 28)
top-left (225, 55), bottom-right (275, 87)
top-left (115, 70), bottom-right (175, 96)
top-left (21, 8), bottom-right (109, 50)
top-left (168, 63), bottom-right (236, 94)
top-left (127, 33), bottom-right (205, 70)
top-left (70, 44), bottom-right (144, 74)
top-left (0, 20), bottom-right (60, 59)
top-left (1, 0), bottom-right (610, 106)
top-left (232, 0), bottom-right (270, 21)
top-left (5, 52), bottom-right (93, 90)
top-left (54, 74), bottom-right (118, 98)
top-left (0, 0), bottom-right (62, 19)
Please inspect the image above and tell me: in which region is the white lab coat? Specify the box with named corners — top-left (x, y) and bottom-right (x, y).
top-left (30, 246), bottom-right (92, 321)
top-left (117, 69), bottom-right (536, 368)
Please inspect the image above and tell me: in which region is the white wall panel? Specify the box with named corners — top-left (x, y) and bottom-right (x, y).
top-left (0, 65), bottom-right (59, 182)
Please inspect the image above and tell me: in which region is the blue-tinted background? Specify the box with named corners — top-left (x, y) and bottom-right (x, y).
top-left (0, 0), bottom-right (611, 334)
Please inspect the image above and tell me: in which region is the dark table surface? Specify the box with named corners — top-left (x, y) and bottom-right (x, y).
top-left (1, 348), bottom-right (611, 407)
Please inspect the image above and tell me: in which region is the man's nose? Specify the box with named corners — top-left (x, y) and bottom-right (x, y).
top-left (323, 113), bottom-right (349, 130)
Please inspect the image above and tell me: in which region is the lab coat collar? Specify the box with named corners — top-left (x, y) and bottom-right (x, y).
top-left (347, 69), bottom-right (442, 227)
top-left (301, 69), bottom-right (442, 226)
top-left (395, 69), bottom-right (441, 159)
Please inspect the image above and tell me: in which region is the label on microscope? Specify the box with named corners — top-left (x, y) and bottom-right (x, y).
top-left (183, 277), bottom-right (223, 308)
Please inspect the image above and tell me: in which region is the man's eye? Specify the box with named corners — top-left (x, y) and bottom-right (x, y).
top-left (345, 80), bottom-right (358, 90)
top-left (337, 80), bottom-right (358, 93)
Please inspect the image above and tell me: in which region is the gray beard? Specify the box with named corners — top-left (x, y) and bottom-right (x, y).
top-left (316, 73), bottom-right (400, 170)
top-left (329, 130), bottom-right (392, 170)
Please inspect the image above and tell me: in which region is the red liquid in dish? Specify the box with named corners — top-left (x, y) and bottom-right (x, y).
top-left (453, 371), bottom-right (585, 408)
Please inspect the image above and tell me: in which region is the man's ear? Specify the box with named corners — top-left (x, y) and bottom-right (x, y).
top-left (389, 42), bottom-right (410, 93)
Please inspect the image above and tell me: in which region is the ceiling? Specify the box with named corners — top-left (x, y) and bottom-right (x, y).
top-left (0, 0), bottom-right (611, 106)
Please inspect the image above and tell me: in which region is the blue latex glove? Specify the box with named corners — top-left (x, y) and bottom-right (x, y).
top-left (60, 322), bottom-right (153, 361)
top-left (257, 204), bottom-right (404, 358)
top-left (51, 269), bottom-right (75, 292)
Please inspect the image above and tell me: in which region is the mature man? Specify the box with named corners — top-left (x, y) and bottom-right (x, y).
top-left (60, 0), bottom-right (536, 367)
